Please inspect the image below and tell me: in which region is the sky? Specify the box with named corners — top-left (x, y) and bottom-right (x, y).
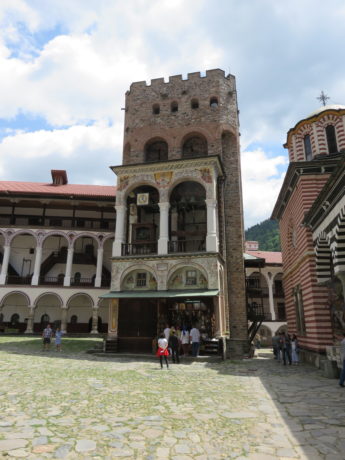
top-left (0, 0), bottom-right (345, 229)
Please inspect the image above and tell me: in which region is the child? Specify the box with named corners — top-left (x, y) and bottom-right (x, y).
top-left (54, 327), bottom-right (64, 352)
top-left (156, 333), bottom-right (169, 369)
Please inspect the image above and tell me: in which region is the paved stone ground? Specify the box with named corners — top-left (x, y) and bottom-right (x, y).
top-left (0, 337), bottom-right (344, 459)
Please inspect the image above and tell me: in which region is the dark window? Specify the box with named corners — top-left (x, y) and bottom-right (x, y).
top-left (210, 97), bottom-right (218, 107)
top-left (152, 104), bottom-right (160, 115)
top-left (41, 314), bottom-right (50, 324)
top-left (145, 140), bottom-right (168, 162)
top-left (326, 125), bottom-right (338, 154)
top-left (304, 134), bottom-right (312, 160)
top-left (76, 219), bottom-right (85, 228)
top-left (293, 285), bottom-right (306, 334)
top-left (191, 99), bottom-right (199, 109)
top-left (182, 136), bottom-right (207, 158)
top-left (274, 280), bottom-right (284, 296)
top-left (74, 272), bottom-right (81, 285)
top-left (136, 272), bottom-right (147, 287)
top-left (10, 313), bottom-right (20, 325)
top-left (49, 218), bottom-right (62, 227)
top-left (171, 101), bottom-right (178, 113)
top-left (277, 303), bottom-right (286, 321)
top-left (71, 315), bottom-right (78, 325)
top-left (28, 216), bottom-right (43, 226)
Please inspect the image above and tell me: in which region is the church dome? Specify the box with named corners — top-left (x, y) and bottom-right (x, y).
top-left (307, 104), bottom-right (345, 118)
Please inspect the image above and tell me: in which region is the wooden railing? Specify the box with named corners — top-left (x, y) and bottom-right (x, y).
top-left (168, 239), bottom-right (205, 253)
top-left (121, 243), bottom-right (157, 256)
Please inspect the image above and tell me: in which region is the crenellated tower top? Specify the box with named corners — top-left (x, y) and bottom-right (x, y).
top-left (121, 69), bottom-right (239, 165)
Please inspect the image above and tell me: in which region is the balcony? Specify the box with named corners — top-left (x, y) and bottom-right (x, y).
top-left (0, 214), bottom-right (115, 231)
top-left (6, 275), bottom-right (32, 285)
top-left (168, 239), bottom-right (205, 253)
top-left (121, 242), bottom-right (157, 256)
top-left (247, 303), bottom-right (265, 321)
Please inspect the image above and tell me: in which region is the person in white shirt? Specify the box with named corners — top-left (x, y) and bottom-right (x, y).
top-left (156, 334), bottom-right (169, 369)
top-left (339, 332), bottom-right (345, 387)
top-left (190, 325), bottom-right (201, 357)
top-left (163, 324), bottom-right (171, 341)
top-left (180, 326), bottom-right (190, 356)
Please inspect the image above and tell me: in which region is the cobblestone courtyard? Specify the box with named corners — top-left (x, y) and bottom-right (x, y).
top-left (0, 337), bottom-right (344, 460)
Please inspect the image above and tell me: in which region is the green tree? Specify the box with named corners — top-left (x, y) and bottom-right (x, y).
top-left (245, 219), bottom-right (281, 251)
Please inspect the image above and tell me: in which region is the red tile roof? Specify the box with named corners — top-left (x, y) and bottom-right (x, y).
top-left (247, 250), bottom-right (282, 264)
top-left (0, 181), bottom-right (116, 198)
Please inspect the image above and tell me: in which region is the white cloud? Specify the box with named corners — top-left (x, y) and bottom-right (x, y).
top-left (0, 123), bottom-right (122, 184)
top-left (241, 149), bottom-right (288, 228)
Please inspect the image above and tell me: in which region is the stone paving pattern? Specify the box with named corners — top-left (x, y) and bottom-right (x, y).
top-left (0, 337), bottom-right (344, 459)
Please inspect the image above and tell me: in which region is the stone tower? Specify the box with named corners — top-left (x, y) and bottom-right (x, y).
top-left (107, 69), bottom-right (248, 357)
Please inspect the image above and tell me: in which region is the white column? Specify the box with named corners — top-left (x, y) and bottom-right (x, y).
top-left (31, 245), bottom-right (43, 285)
top-left (91, 307), bottom-right (99, 334)
top-left (61, 307), bottom-right (68, 333)
top-left (205, 199), bottom-right (218, 252)
top-left (158, 202), bottom-right (170, 255)
top-left (0, 245), bottom-right (11, 285)
top-left (63, 248), bottom-right (74, 287)
top-left (95, 248), bottom-right (104, 287)
top-left (267, 278), bottom-right (276, 321)
top-left (24, 306), bottom-right (34, 334)
top-left (113, 205), bottom-right (127, 256)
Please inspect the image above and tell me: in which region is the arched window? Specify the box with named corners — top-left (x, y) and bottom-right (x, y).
top-left (210, 97), bottom-right (218, 107)
top-left (71, 315), bottom-right (78, 325)
top-left (326, 125), bottom-right (338, 154)
top-left (191, 99), bottom-right (199, 109)
top-left (152, 104), bottom-right (160, 115)
top-left (10, 313), bottom-right (20, 325)
top-left (41, 314), bottom-right (49, 324)
top-left (145, 140), bottom-right (168, 162)
top-left (74, 272), bottom-right (81, 285)
top-left (182, 136), bottom-right (207, 158)
top-left (304, 134), bottom-right (312, 160)
top-left (171, 101), bottom-right (178, 113)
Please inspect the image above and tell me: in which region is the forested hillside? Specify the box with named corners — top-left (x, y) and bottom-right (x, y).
top-left (245, 219), bottom-right (281, 251)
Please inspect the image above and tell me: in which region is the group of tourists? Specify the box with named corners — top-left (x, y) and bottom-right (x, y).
top-left (156, 324), bottom-right (201, 368)
top-left (272, 331), bottom-right (299, 365)
top-left (42, 323), bottom-right (64, 351)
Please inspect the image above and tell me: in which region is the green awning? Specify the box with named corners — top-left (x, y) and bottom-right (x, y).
top-left (99, 289), bottom-right (219, 299)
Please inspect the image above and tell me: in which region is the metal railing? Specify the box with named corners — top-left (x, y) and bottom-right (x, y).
top-left (6, 275), bottom-right (32, 285)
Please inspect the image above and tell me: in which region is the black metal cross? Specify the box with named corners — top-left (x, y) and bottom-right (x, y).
top-left (317, 91), bottom-right (330, 106)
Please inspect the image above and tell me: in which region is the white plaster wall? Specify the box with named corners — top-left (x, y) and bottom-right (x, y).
top-left (2, 304), bottom-right (29, 322)
top-left (9, 235), bottom-right (36, 275)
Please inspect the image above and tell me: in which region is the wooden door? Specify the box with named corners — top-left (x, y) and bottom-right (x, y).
top-left (118, 299), bottom-right (157, 352)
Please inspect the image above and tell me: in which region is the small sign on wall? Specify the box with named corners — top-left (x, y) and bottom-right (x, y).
top-left (137, 193), bottom-right (149, 205)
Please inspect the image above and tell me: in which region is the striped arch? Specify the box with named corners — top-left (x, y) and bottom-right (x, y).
top-left (315, 233), bottom-right (332, 283)
top-left (333, 208), bottom-right (345, 274)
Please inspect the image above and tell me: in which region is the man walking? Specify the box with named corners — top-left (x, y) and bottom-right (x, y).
top-left (42, 323), bottom-right (53, 351)
top-left (339, 332), bottom-right (345, 387)
top-left (168, 330), bottom-right (180, 363)
top-left (190, 325), bottom-right (200, 357)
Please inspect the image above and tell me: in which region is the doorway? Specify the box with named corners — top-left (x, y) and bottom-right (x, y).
top-left (118, 299), bottom-right (157, 352)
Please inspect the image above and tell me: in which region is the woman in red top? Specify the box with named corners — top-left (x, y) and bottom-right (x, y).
top-left (156, 333), bottom-right (169, 369)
